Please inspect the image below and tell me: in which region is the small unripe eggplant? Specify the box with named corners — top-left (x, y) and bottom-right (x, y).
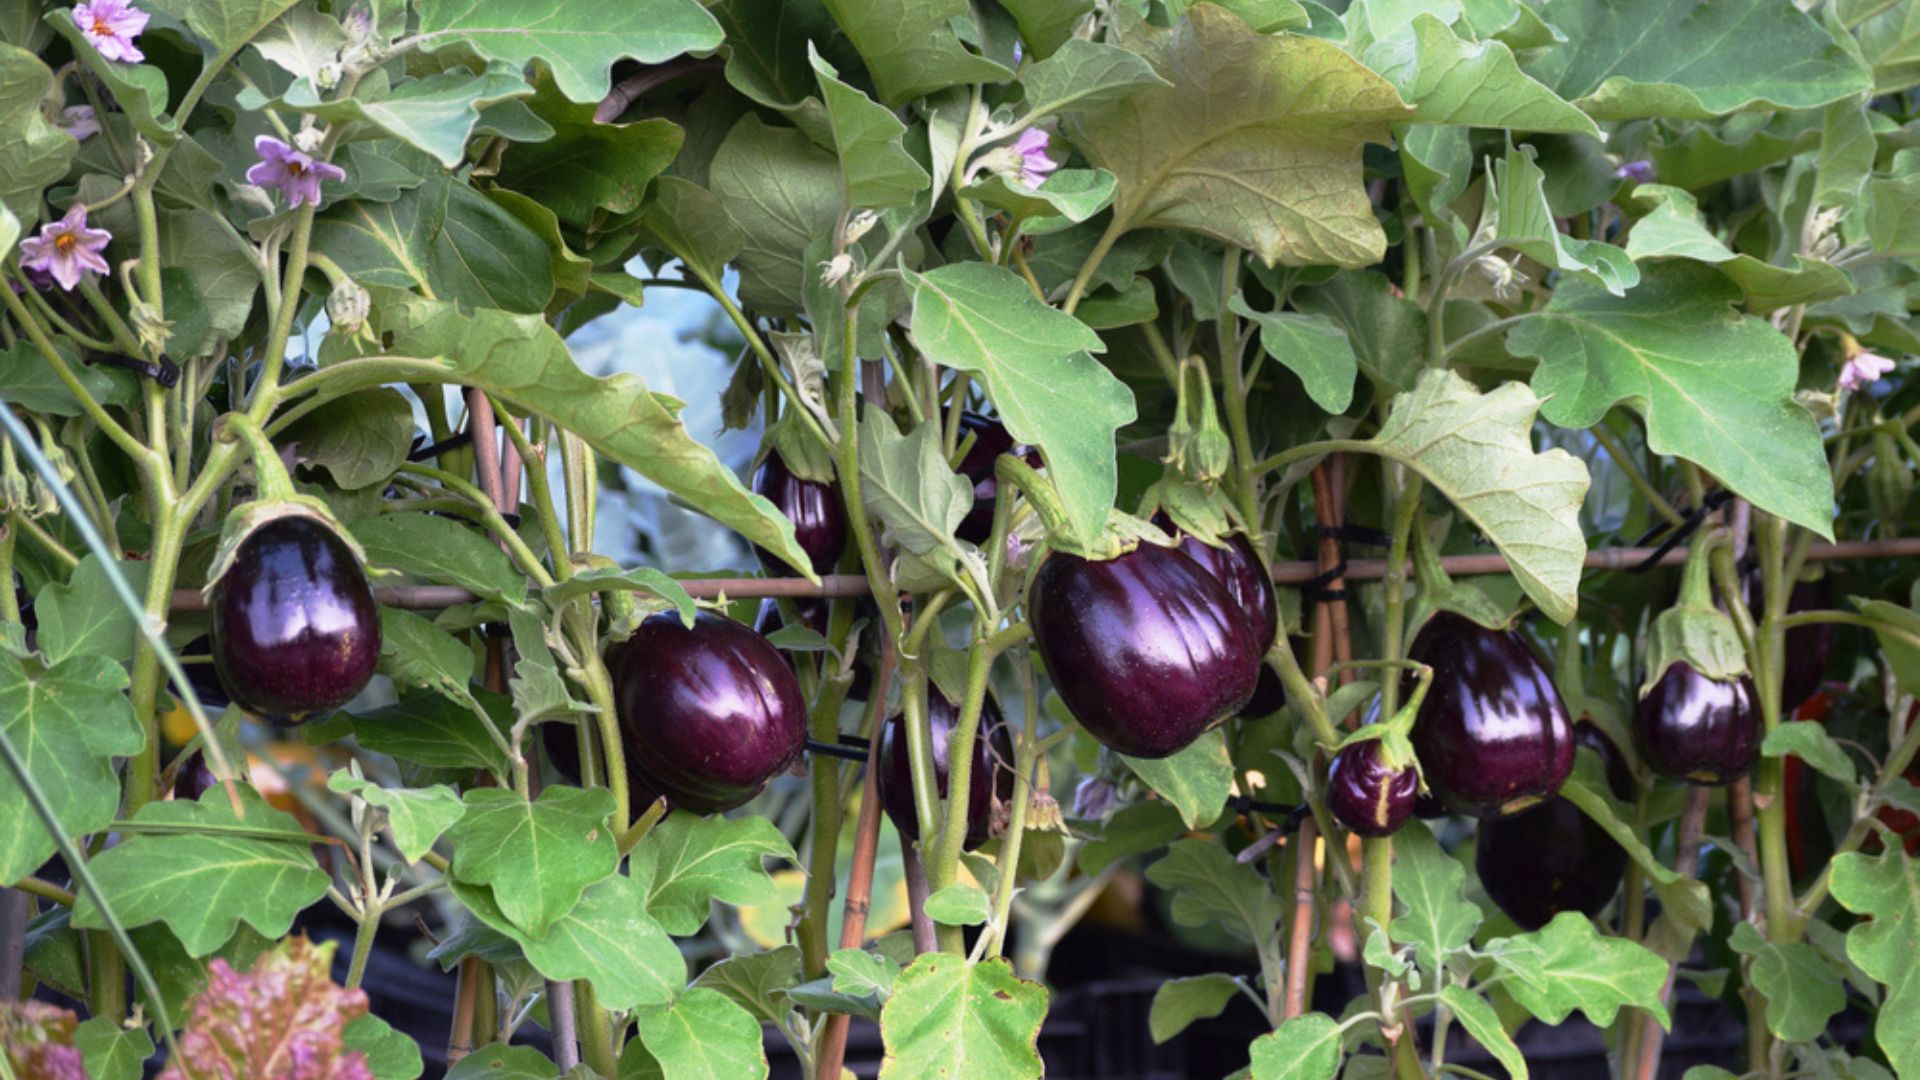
top-left (1635, 661), bottom-right (1759, 786)
top-left (1326, 740), bottom-right (1418, 837)
top-left (752, 451), bottom-right (847, 576)
top-left (1407, 613), bottom-right (1574, 819)
top-left (875, 690), bottom-right (1016, 851)
top-left (1475, 724), bottom-right (1631, 930)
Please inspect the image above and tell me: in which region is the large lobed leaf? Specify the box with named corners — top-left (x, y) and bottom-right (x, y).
top-left (1388, 824), bottom-right (1482, 973)
top-left (412, 0), bottom-right (723, 103)
top-left (454, 874), bottom-right (685, 1013)
top-left (0, 44), bottom-right (78, 227)
top-left (819, 0), bottom-right (1011, 105)
top-left (1830, 846), bottom-right (1920, 1073)
top-left (1120, 728), bottom-right (1233, 831)
top-left (1488, 911), bottom-right (1670, 1028)
top-left (1143, 839), bottom-right (1282, 944)
top-left (446, 786), bottom-right (618, 938)
top-left (0, 653), bottom-right (145, 887)
top-left (312, 176), bottom-right (556, 314)
top-left (878, 955), bottom-right (1048, 1080)
top-left (629, 812), bottom-right (797, 935)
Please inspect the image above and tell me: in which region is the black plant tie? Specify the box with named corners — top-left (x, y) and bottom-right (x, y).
top-left (1226, 793), bottom-right (1311, 827)
top-left (805, 736), bottom-right (870, 762)
top-left (1299, 559), bottom-right (1348, 603)
top-left (92, 353), bottom-right (178, 388)
top-left (1316, 523), bottom-right (1392, 547)
top-left (1629, 489), bottom-right (1735, 574)
top-left (407, 429), bottom-right (476, 462)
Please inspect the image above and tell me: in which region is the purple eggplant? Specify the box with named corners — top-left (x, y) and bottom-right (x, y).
top-left (1031, 543), bottom-right (1259, 758)
top-left (1161, 520), bottom-right (1281, 718)
top-left (209, 516), bottom-right (381, 726)
top-left (607, 611), bottom-right (806, 814)
top-left (1635, 661), bottom-right (1759, 785)
top-left (1475, 723), bottom-right (1631, 930)
top-left (172, 752), bottom-right (217, 802)
top-left (752, 450), bottom-right (847, 576)
top-left (1744, 571), bottom-right (1835, 713)
top-left (876, 689), bottom-right (1017, 850)
top-left (1407, 613), bottom-right (1575, 819)
top-left (1326, 740), bottom-right (1418, 837)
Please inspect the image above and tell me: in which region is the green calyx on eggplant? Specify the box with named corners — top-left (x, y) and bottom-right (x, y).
top-left (1031, 541), bottom-right (1259, 759)
top-left (875, 689), bottom-right (1016, 851)
top-left (1407, 613), bottom-right (1575, 819)
top-left (1635, 660), bottom-right (1759, 786)
top-left (1476, 722), bottom-right (1632, 930)
top-left (751, 448), bottom-right (846, 576)
top-left (208, 515), bottom-right (381, 726)
top-left (1327, 739), bottom-right (1419, 837)
top-left (606, 610), bottom-right (807, 814)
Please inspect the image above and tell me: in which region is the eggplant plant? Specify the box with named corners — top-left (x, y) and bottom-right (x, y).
top-left (3, 1), bottom-right (1920, 1079)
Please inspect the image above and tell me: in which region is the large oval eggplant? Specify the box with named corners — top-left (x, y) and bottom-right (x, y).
top-left (1475, 723), bottom-right (1631, 930)
top-left (1406, 613), bottom-right (1575, 819)
top-left (1159, 519), bottom-right (1282, 718)
top-left (1031, 543), bottom-right (1259, 758)
top-left (607, 610), bottom-right (807, 814)
top-left (876, 689), bottom-right (1017, 850)
top-left (1326, 740), bottom-right (1418, 837)
top-left (754, 597), bottom-right (873, 702)
top-left (752, 451), bottom-right (847, 576)
top-left (210, 516), bottom-right (381, 725)
top-left (1635, 661), bottom-right (1759, 785)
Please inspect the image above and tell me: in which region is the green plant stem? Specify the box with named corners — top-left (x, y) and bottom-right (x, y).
top-left (1380, 475), bottom-right (1425, 719)
top-left (344, 906), bottom-right (378, 990)
top-left (691, 264), bottom-right (835, 453)
top-left (487, 400), bottom-right (572, 577)
top-left (395, 464), bottom-right (556, 588)
top-left (0, 286), bottom-right (153, 468)
top-left (10, 511), bottom-right (79, 569)
top-left (984, 654), bottom-right (1041, 959)
top-left (1061, 216), bottom-right (1125, 316)
top-left (1216, 247), bottom-right (1263, 526)
top-left (1589, 423), bottom-right (1684, 528)
top-left (1254, 438), bottom-right (1379, 478)
top-left (1361, 836), bottom-right (1423, 1079)
top-left (799, 669), bottom-right (856, 977)
top-left (248, 204), bottom-right (321, 411)
top-left (575, 982), bottom-right (619, 1078)
top-left (571, 626), bottom-right (631, 833)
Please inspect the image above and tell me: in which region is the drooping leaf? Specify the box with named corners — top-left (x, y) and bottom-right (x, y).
top-left (1370, 369), bottom-right (1589, 624)
top-left (1228, 294), bottom-right (1358, 414)
top-left (453, 874), bottom-right (685, 1013)
top-left (412, 0), bottom-right (723, 103)
top-left (446, 786), bottom-right (618, 938)
top-left (1247, 1011), bottom-right (1341, 1080)
top-left (309, 689), bottom-right (512, 774)
top-left (326, 774), bottom-right (465, 864)
top-left (878, 954), bottom-right (1047, 1080)
top-left (1148, 973), bottom-right (1241, 1044)
top-left (857, 404), bottom-right (977, 590)
top-left (692, 945), bottom-right (804, 1026)
top-left (904, 261), bottom-right (1134, 547)
top-left (1062, 5), bottom-right (1409, 267)
top-left (1761, 722), bottom-right (1858, 788)
top-left (1291, 271), bottom-right (1426, 395)
top-left (820, 0), bottom-right (1012, 105)
top-left (1478, 142), bottom-right (1638, 296)
top-left (1830, 847), bottom-right (1920, 1074)
top-left (72, 786), bottom-right (330, 956)
top-left (1388, 824), bottom-right (1482, 973)
top-left (155, 937), bottom-right (368, 1080)
top-left (1079, 801), bottom-right (1186, 875)
top-left (1728, 921), bottom-right (1845, 1044)
top-left (312, 177), bottom-right (555, 313)
top-left (284, 389), bottom-right (416, 492)
top-left (808, 47), bottom-right (930, 210)
top-left (1556, 755), bottom-right (1713, 944)
top-left (376, 606), bottom-right (477, 700)
top-left (1000, 0), bottom-right (1094, 58)
top-left (705, 114), bottom-right (842, 314)
top-left (629, 812), bottom-right (797, 935)
top-left (1489, 911), bottom-right (1671, 1029)
top-left (1016, 39), bottom-right (1169, 119)
top-left (74, 1017), bottom-right (154, 1080)
top-left (1621, 185), bottom-right (1853, 311)
top-left (494, 80), bottom-right (684, 230)
top-left (274, 66), bottom-right (534, 169)
top-left (0, 45), bottom-right (76, 225)
top-left (1364, 14), bottom-right (1595, 136)
top-left (1440, 985), bottom-right (1527, 1079)
top-left (1508, 261), bottom-right (1836, 539)
top-left (1143, 839), bottom-right (1283, 943)
top-left (0, 652), bottom-right (144, 886)
top-left (1120, 728), bottom-right (1233, 830)
top-left (636, 175), bottom-right (747, 286)
top-left (159, 207), bottom-right (262, 354)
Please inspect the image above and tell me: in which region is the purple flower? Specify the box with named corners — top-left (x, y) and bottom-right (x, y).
top-left (19, 205), bottom-right (112, 291)
top-left (246, 135), bottom-right (346, 209)
top-left (57, 105), bottom-right (99, 141)
top-left (1012, 128), bottom-right (1057, 189)
top-left (1614, 159), bottom-right (1655, 183)
top-left (73, 0), bottom-right (149, 63)
top-left (1839, 349), bottom-right (1896, 392)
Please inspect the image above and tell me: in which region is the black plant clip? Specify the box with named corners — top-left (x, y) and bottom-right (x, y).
top-left (91, 353), bottom-right (179, 388)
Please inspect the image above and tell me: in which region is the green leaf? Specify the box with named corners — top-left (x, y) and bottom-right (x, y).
top-left (0, 340), bottom-right (132, 416)
top-left (71, 785), bottom-right (330, 956)
top-left (1856, 0), bottom-right (1920, 92)
top-left (1508, 261), bottom-right (1836, 539)
top-left (1762, 722), bottom-right (1857, 787)
top-left (623, 988), bottom-right (769, 1080)
top-left (0, 44), bottom-right (78, 225)
top-left (311, 689), bottom-right (511, 774)
top-left (313, 177), bottom-right (555, 314)
top-left (250, 4), bottom-right (346, 82)
top-left (1364, 14), bottom-right (1595, 136)
top-left (1480, 143), bottom-right (1639, 296)
top-left (878, 954), bottom-right (1047, 1080)
top-left (1121, 727), bottom-right (1233, 830)
top-left (820, 0), bottom-right (1011, 105)
top-left (962, 168), bottom-right (1118, 227)
top-left (1860, 598), bottom-right (1920, 698)
top-left (637, 175), bottom-right (747, 286)
top-left (42, 15), bottom-right (174, 149)
top-left (1388, 824), bottom-right (1481, 973)
top-left (73, 1016), bottom-right (153, 1080)
top-left (925, 883), bottom-right (992, 926)
top-left (145, 0), bottom-right (297, 52)
top-left (0, 653), bottom-right (144, 886)
top-left (857, 405), bottom-right (978, 591)
top-left (328, 289), bottom-right (817, 576)
top-left (454, 873), bottom-right (685, 1012)
top-left (413, 0), bottom-right (723, 103)
top-left (808, 46), bottom-right (930, 210)
top-left (327, 774), bottom-right (465, 864)
top-left (1017, 39), bottom-right (1168, 118)
top-left (1830, 847), bottom-right (1920, 1074)
top-left (1371, 369), bottom-right (1589, 624)
top-left (378, 606), bottom-right (477, 700)
top-left (1228, 294), bottom-right (1357, 414)
top-left (160, 207), bottom-right (262, 354)
top-left (1247, 1011), bottom-right (1341, 1080)
top-left (1728, 921), bottom-right (1845, 1044)
top-left (830, 947), bottom-right (900, 998)
top-left (1523, 0), bottom-right (1871, 119)
top-left (352, 511), bottom-right (527, 607)
top-left (542, 567), bottom-right (696, 625)
top-left (1292, 271), bottom-right (1426, 395)
top-left (277, 67), bottom-right (533, 169)
top-left (34, 554), bottom-right (150, 668)
top-left (705, 114), bottom-right (842, 314)
top-left (1555, 754), bottom-right (1712, 945)
top-left (343, 1014), bottom-right (424, 1080)
top-left (495, 80), bottom-right (684, 230)
top-left (1001, 0), bottom-right (1094, 58)
top-left (1144, 839), bottom-right (1282, 944)
top-left (1149, 973), bottom-right (1241, 1044)
top-left (1440, 985), bottom-right (1526, 1079)
top-left (1062, 5), bottom-right (1409, 267)
top-left (1817, 95), bottom-right (1878, 212)
top-left (904, 261), bottom-right (1133, 547)
top-left (692, 944), bottom-right (804, 1025)
top-left (629, 812), bottom-right (797, 935)
top-left (1079, 801), bottom-right (1186, 874)
top-left (447, 786), bottom-right (618, 938)
top-left (1489, 911), bottom-right (1671, 1028)
top-left (447, 1045), bottom-right (560, 1080)
top-left (284, 388), bottom-right (416, 491)
top-left (1621, 185), bottom-right (1853, 311)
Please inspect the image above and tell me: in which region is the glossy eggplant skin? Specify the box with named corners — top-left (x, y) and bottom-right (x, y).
top-left (1031, 543), bottom-right (1259, 758)
top-left (875, 690), bottom-right (1016, 850)
top-left (752, 451), bottom-right (847, 576)
top-left (1635, 661), bottom-right (1759, 786)
top-left (954, 413), bottom-right (1019, 544)
top-left (1407, 613), bottom-right (1575, 819)
top-left (1475, 724), bottom-right (1631, 930)
top-left (210, 516), bottom-right (381, 725)
top-left (172, 752), bottom-right (216, 802)
top-left (1164, 524), bottom-right (1281, 718)
top-left (1326, 741), bottom-right (1418, 837)
top-left (607, 611), bottom-right (807, 814)
top-left (171, 634), bottom-right (230, 712)
top-left (753, 598), bottom-right (873, 702)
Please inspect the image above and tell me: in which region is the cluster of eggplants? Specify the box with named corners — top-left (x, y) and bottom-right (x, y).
top-left (209, 516), bottom-right (382, 726)
top-left (1635, 661), bottom-right (1759, 785)
top-left (1475, 723), bottom-right (1632, 930)
top-left (875, 689), bottom-right (1017, 850)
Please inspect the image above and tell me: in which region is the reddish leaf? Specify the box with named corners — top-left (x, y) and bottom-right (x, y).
top-left (0, 1001), bottom-right (87, 1080)
top-left (160, 936), bottom-right (373, 1080)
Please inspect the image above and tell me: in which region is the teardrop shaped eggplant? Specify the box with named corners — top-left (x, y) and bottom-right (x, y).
top-left (1326, 740), bottom-right (1418, 837)
top-left (875, 689), bottom-right (1017, 850)
top-left (1031, 543), bottom-right (1259, 758)
top-left (210, 516), bottom-right (381, 725)
top-left (754, 597), bottom-right (874, 702)
top-left (1474, 723), bottom-right (1631, 930)
top-left (1635, 661), bottom-right (1759, 786)
top-left (607, 610), bottom-right (807, 814)
top-left (752, 451), bottom-right (847, 576)
top-left (1406, 613), bottom-right (1575, 819)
